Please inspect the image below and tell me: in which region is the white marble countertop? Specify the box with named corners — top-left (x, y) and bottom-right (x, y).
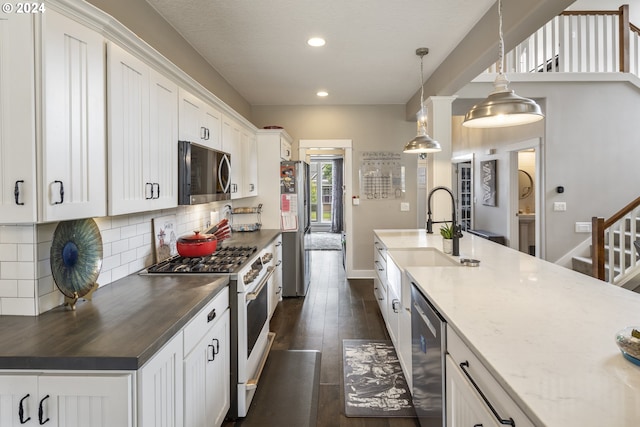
top-left (374, 229), bottom-right (640, 427)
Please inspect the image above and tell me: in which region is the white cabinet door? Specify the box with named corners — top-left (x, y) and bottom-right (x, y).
top-left (107, 43), bottom-right (178, 215)
top-left (184, 309), bottom-right (230, 427)
top-left (38, 374), bottom-right (133, 427)
top-left (446, 356), bottom-right (501, 427)
top-left (178, 88), bottom-right (221, 150)
top-left (0, 375), bottom-right (37, 426)
top-left (0, 13), bottom-right (37, 223)
top-left (242, 130), bottom-right (258, 197)
top-left (147, 69), bottom-right (178, 210)
top-left (222, 115), bottom-right (243, 199)
top-left (0, 374), bottom-right (132, 427)
top-left (139, 332), bottom-right (184, 427)
top-left (40, 9), bottom-right (106, 221)
top-left (280, 136), bottom-right (292, 161)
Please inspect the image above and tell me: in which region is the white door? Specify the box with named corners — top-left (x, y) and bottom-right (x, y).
top-left (0, 13), bottom-right (37, 223)
top-left (40, 10), bottom-right (106, 221)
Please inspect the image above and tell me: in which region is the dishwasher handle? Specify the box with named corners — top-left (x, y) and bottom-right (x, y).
top-left (413, 301), bottom-right (437, 338)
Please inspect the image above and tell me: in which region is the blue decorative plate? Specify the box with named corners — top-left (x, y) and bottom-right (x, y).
top-left (50, 219), bottom-right (103, 298)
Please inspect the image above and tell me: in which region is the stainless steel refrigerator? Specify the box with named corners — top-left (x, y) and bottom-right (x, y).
top-left (280, 161), bottom-right (310, 297)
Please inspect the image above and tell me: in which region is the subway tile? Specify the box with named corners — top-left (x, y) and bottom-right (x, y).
top-left (37, 223), bottom-right (57, 243)
top-left (129, 235), bottom-right (144, 249)
top-left (101, 254), bottom-right (121, 272)
top-left (37, 259), bottom-right (52, 279)
top-left (102, 242), bottom-right (112, 257)
top-left (111, 215), bottom-right (130, 229)
top-left (18, 280), bottom-right (35, 298)
top-left (94, 216), bottom-right (112, 231)
top-left (17, 244), bottom-right (35, 262)
top-left (128, 258), bottom-right (146, 274)
top-left (111, 265), bottom-right (129, 282)
top-left (38, 291), bottom-right (63, 314)
top-left (111, 238), bottom-right (129, 255)
top-left (0, 280), bottom-right (18, 298)
top-left (1, 225), bottom-right (35, 244)
top-left (0, 244), bottom-right (17, 261)
top-left (101, 228), bottom-right (121, 244)
top-left (97, 270), bottom-right (112, 287)
top-left (120, 248), bottom-right (137, 264)
top-left (37, 242), bottom-right (51, 261)
top-left (38, 275), bottom-right (55, 297)
top-left (120, 224), bottom-right (138, 239)
top-left (1, 297), bottom-right (36, 316)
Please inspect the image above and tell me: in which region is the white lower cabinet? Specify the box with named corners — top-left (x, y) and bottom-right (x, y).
top-left (0, 373), bottom-right (133, 426)
top-left (138, 332), bottom-right (184, 427)
top-left (446, 326), bottom-right (534, 427)
top-left (268, 238), bottom-right (283, 318)
top-left (182, 287), bottom-right (230, 427)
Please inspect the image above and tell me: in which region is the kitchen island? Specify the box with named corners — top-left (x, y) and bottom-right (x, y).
top-left (375, 229), bottom-right (640, 427)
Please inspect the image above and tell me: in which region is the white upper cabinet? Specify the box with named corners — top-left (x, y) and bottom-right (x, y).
top-left (222, 114), bottom-right (243, 199)
top-left (107, 42), bottom-right (178, 215)
top-left (178, 88), bottom-right (222, 150)
top-left (0, 13), bottom-right (37, 223)
top-left (242, 130), bottom-right (258, 197)
top-left (39, 9), bottom-right (106, 222)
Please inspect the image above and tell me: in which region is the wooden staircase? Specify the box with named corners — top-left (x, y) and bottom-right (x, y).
top-left (572, 197), bottom-right (640, 290)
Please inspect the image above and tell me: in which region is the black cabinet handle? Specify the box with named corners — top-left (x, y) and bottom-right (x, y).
top-left (207, 344), bottom-right (215, 362)
top-left (459, 361), bottom-right (515, 427)
top-left (205, 128), bottom-right (210, 140)
top-left (145, 182), bottom-right (153, 199)
top-left (200, 126), bottom-right (207, 140)
top-left (14, 180), bottom-right (25, 205)
top-left (19, 394), bottom-right (31, 424)
top-left (212, 338), bottom-right (219, 356)
top-left (153, 183), bottom-right (160, 199)
top-left (38, 395), bottom-right (50, 425)
top-left (53, 181), bottom-right (64, 205)
top-left (207, 308), bottom-right (216, 322)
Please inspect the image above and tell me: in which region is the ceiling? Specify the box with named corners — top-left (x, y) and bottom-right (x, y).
top-left (143, 0), bottom-right (575, 108)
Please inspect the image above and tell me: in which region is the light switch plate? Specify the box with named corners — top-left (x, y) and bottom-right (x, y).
top-left (400, 202), bottom-right (410, 212)
top-left (553, 202), bottom-right (567, 211)
top-left (575, 222), bottom-right (592, 233)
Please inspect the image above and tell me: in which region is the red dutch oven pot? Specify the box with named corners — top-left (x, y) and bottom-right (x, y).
top-left (176, 231), bottom-right (218, 257)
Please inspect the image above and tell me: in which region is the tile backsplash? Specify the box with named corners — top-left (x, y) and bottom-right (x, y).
top-left (0, 201), bottom-right (230, 316)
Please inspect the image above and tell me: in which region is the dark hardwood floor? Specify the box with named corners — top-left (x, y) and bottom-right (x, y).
top-left (225, 250), bottom-right (419, 427)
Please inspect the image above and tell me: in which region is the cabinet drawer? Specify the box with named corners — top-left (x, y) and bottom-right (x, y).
top-left (183, 287), bottom-right (229, 355)
top-left (447, 326), bottom-right (534, 427)
top-left (374, 239), bottom-right (387, 280)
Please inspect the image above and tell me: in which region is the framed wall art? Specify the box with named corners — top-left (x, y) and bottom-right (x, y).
top-left (480, 160), bottom-right (497, 206)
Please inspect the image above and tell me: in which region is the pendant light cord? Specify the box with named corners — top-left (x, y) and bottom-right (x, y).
top-left (498, 0), bottom-right (504, 76)
top-left (419, 52), bottom-right (425, 108)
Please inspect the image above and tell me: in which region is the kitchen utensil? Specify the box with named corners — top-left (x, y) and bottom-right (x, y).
top-left (203, 218), bottom-right (228, 235)
top-left (177, 231), bottom-right (218, 257)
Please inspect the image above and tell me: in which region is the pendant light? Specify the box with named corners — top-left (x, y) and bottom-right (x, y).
top-left (404, 48), bottom-right (441, 153)
top-left (463, 0), bottom-right (544, 128)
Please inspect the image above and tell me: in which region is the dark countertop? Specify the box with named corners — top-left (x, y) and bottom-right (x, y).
top-left (0, 229), bottom-right (281, 371)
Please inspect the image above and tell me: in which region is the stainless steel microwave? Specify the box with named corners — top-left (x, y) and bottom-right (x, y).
top-left (178, 141), bottom-right (231, 205)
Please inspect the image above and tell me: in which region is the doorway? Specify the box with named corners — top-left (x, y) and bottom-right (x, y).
top-left (309, 157), bottom-right (340, 233)
top-left (299, 140), bottom-right (354, 276)
top-left (508, 139), bottom-right (543, 258)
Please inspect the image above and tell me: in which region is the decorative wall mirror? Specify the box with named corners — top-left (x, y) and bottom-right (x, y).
top-left (518, 169), bottom-right (533, 199)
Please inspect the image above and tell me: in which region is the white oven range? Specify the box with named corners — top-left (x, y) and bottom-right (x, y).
top-left (142, 244), bottom-right (276, 419)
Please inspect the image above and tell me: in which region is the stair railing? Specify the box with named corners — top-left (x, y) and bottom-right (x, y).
top-left (592, 195), bottom-right (640, 284)
top-left (486, 5), bottom-right (640, 78)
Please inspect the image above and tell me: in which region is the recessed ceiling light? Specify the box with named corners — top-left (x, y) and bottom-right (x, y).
top-left (317, 91), bottom-right (329, 97)
top-left (307, 37), bottom-right (326, 47)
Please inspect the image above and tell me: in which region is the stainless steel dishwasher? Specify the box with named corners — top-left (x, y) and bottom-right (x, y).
top-left (411, 282), bottom-right (446, 427)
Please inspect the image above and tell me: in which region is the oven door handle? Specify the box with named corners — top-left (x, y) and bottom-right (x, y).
top-left (245, 266), bottom-right (275, 302)
top-left (246, 332), bottom-right (276, 391)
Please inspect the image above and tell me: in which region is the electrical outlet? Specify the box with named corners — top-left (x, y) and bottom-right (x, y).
top-left (553, 202), bottom-right (567, 211)
top-left (400, 202), bottom-right (410, 212)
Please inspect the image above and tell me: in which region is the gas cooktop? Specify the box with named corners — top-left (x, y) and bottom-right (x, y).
top-left (145, 245), bottom-right (258, 274)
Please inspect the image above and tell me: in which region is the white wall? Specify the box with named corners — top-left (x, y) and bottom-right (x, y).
top-left (454, 77), bottom-right (640, 262)
top-left (251, 105), bottom-right (418, 273)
